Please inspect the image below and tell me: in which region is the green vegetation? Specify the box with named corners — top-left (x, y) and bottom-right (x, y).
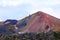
top-left (0, 31), bottom-right (60, 40)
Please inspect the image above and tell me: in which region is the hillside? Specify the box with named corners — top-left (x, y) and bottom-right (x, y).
top-left (0, 11), bottom-right (60, 34)
top-left (16, 11), bottom-right (60, 33)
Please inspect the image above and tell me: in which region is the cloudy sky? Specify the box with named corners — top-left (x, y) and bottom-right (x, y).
top-left (0, 0), bottom-right (60, 21)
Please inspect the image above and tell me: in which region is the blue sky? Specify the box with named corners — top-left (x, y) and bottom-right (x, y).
top-left (0, 0), bottom-right (60, 21)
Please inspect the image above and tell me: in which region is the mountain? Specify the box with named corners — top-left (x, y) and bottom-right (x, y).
top-left (17, 11), bottom-right (60, 33)
top-left (0, 11), bottom-right (60, 34)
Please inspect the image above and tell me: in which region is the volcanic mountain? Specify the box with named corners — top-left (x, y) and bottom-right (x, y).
top-left (0, 11), bottom-right (60, 34)
top-left (17, 11), bottom-right (60, 33)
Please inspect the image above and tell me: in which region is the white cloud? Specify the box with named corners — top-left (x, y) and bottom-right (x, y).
top-left (39, 0), bottom-right (60, 6)
top-left (0, 0), bottom-right (36, 7)
top-left (27, 0), bottom-right (60, 7)
top-left (47, 0), bottom-right (60, 5)
top-left (0, 0), bottom-right (60, 7)
top-left (0, 0), bottom-right (24, 7)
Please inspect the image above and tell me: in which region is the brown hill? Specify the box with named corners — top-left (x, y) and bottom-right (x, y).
top-left (0, 11), bottom-right (60, 33)
top-left (17, 11), bottom-right (60, 33)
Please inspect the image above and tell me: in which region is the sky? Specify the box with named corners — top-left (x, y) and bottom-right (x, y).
top-left (0, 0), bottom-right (60, 21)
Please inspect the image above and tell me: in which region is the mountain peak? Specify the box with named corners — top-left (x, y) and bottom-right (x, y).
top-left (17, 11), bottom-right (60, 33)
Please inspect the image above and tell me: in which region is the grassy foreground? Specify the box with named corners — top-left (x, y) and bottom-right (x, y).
top-left (0, 31), bottom-right (60, 40)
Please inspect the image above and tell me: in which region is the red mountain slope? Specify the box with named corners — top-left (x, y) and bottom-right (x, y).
top-left (17, 11), bottom-right (60, 33)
